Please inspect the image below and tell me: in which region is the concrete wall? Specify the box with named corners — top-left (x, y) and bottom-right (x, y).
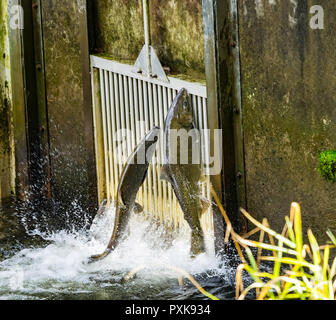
top-left (41, 0), bottom-right (91, 220)
top-left (93, 0), bottom-right (205, 81)
top-left (238, 0), bottom-right (336, 240)
top-left (0, 0), bottom-right (15, 202)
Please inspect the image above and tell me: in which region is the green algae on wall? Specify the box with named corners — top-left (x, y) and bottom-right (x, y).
top-left (318, 151), bottom-right (336, 183)
top-left (238, 0), bottom-right (336, 242)
top-left (93, 0), bottom-right (144, 61)
top-left (150, 0), bottom-right (205, 79)
top-left (0, 0), bottom-right (15, 201)
top-left (93, 0), bottom-right (205, 80)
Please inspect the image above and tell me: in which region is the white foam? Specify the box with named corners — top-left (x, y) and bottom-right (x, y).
top-left (0, 206), bottom-right (230, 299)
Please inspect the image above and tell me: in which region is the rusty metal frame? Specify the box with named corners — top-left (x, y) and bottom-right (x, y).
top-left (202, 0), bottom-right (247, 241)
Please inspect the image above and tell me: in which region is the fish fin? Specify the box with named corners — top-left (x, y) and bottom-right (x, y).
top-left (200, 196), bottom-right (211, 216)
top-left (133, 202), bottom-right (144, 214)
top-left (160, 165), bottom-right (172, 183)
top-left (140, 168), bottom-right (149, 186)
top-left (86, 248), bottom-right (112, 264)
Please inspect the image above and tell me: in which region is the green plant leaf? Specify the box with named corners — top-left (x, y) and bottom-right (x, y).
top-left (273, 239), bottom-right (283, 283)
top-left (307, 229), bottom-right (321, 266)
top-left (293, 203), bottom-right (303, 262)
top-left (327, 229), bottom-right (336, 246)
top-left (285, 216), bottom-right (296, 243)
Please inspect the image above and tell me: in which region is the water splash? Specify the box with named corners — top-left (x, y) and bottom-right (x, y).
top-left (0, 205), bottom-right (237, 300)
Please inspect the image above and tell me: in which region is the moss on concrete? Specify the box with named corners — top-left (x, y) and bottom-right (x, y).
top-left (93, 0), bottom-right (144, 62)
top-left (318, 151), bottom-right (336, 183)
top-left (93, 0), bottom-right (205, 80)
top-left (238, 0), bottom-right (336, 242)
top-left (149, 0), bottom-right (205, 79)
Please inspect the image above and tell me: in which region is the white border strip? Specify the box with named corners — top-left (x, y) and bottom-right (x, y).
top-left (91, 55), bottom-right (207, 98)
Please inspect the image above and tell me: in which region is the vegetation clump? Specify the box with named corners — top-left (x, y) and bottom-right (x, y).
top-left (318, 150), bottom-right (336, 183)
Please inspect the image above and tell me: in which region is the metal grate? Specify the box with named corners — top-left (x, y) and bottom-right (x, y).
top-left (91, 55), bottom-right (214, 235)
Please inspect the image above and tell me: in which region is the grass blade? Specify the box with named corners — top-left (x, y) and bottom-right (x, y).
top-left (307, 229), bottom-right (321, 266)
top-left (285, 216), bottom-right (296, 243)
top-left (327, 229), bottom-right (336, 246)
top-left (292, 203), bottom-right (303, 262)
top-left (240, 208), bottom-right (296, 249)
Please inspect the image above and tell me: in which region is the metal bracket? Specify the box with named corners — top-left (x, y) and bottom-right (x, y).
top-left (133, 0), bottom-right (169, 83)
top-left (134, 45), bottom-right (169, 82)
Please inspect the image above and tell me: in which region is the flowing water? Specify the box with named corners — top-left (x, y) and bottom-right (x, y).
top-left (0, 202), bottom-right (240, 300)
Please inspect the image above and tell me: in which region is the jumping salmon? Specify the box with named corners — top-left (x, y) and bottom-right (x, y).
top-left (88, 127), bottom-right (160, 263)
top-left (160, 88), bottom-right (208, 257)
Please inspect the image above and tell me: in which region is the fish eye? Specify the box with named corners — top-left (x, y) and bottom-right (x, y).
top-left (183, 100), bottom-right (188, 110)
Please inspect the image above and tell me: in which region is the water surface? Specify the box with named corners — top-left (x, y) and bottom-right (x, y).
top-left (0, 204), bottom-right (238, 300)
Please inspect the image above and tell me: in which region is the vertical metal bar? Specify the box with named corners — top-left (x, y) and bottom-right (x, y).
top-left (202, 97), bottom-right (212, 232)
top-left (118, 74), bottom-right (127, 163)
top-left (138, 80), bottom-right (147, 211)
top-left (99, 70), bottom-right (110, 204)
top-left (142, 81), bottom-right (151, 212)
top-left (128, 77), bottom-right (136, 151)
top-left (172, 83), bottom-right (179, 235)
top-left (195, 95), bottom-right (205, 211)
top-left (196, 95), bottom-right (204, 167)
top-left (166, 88), bottom-right (174, 226)
top-left (157, 85), bottom-right (167, 222)
top-left (133, 78), bottom-right (143, 206)
top-left (162, 86), bottom-right (172, 226)
top-left (148, 82), bottom-right (158, 217)
top-left (104, 70), bottom-right (114, 200)
top-left (138, 81), bottom-right (145, 138)
top-left (91, 68), bottom-right (106, 203)
top-left (108, 72), bottom-right (119, 199)
top-left (123, 76), bottom-right (132, 156)
top-left (152, 84), bottom-right (162, 221)
top-left (133, 78), bottom-right (141, 144)
top-left (113, 73), bottom-right (123, 179)
top-left (144, 82), bottom-right (154, 214)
